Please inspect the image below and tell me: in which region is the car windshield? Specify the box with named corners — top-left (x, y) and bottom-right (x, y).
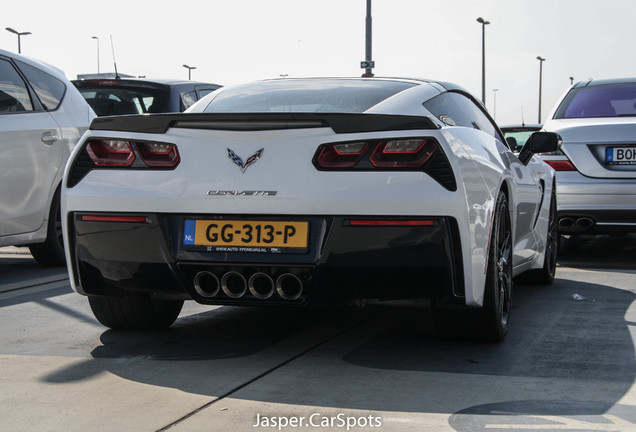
top-left (501, 126), bottom-right (541, 151)
top-left (77, 84), bottom-right (168, 115)
top-left (202, 79), bottom-right (415, 113)
top-left (555, 83), bottom-right (636, 119)
top-left (502, 129), bottom-right (538, 151)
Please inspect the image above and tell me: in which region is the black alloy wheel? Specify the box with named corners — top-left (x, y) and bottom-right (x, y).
top-left (479, 190), bottom-right (513, 342)
top-left (519, 186), bottom-right (558, 285)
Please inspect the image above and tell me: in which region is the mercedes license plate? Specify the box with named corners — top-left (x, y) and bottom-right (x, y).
top-left (606, 146), bottom-right (636, 165)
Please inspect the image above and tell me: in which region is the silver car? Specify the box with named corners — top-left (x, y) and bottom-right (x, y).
top-left (0, 48), bottom-right (95, 265)
top-left (542, 78), bottom-right (636, 235)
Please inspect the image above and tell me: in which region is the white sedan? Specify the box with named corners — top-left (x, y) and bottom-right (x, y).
top-left (0, 48), bottom-right (94, 265)
top-left (62, 78), bottom-right (560, 341)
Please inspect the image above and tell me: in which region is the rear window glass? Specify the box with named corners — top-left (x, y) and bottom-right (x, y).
top-left (77, 84), bottom-right (168, 115)
top-left (555, 83), bottom-right (636, 118)
top-left (202, 79), bottom-right (415, 113)
top-left (15, 60), bottom-right (66, 110)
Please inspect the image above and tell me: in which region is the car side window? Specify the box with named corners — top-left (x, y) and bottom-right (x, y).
top-left (15, 60), bottom-right (66, 111)
top-left (0, 58), bottom-right (34, 112)
top-left (180, 91), bottom-right (198, 111)
top-left (423, 91), bottom-right (504, 142)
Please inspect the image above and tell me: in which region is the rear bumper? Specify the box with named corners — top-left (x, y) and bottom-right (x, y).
top-left (556, 171), bottom-right (636, 233)
top-left (67, 212), bottom-right (464, 306)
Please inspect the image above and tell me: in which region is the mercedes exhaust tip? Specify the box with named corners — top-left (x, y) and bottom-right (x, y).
top-left (558, 217), bottom-right (576, 229)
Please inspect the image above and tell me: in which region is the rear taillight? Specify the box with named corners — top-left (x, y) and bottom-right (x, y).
top-left (137, 142), bottom-right (180, 167)
top-left (67, 139), bottom-right (180, 188)
top-left (313, 137), bottom-right (455, 191)
top-left (369, 139), bottom-right (436, 168)
top-left (317, 142), bottom-right (369, 168)
top-left (84, 139), bottom-right (179, 168)
top-left (86, 140), bottom-right (135, 166)
top-left (315, 138), bottom-right (438, 169)
top-left (544, 159), bottom-right (577, 171)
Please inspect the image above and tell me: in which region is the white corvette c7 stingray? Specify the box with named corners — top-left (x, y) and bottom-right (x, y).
top-left (62, 78), bottom-right (560, 341)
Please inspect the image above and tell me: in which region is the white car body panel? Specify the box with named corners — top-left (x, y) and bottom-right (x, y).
top-left (61, 78), bottom-right (557, 338)
top-left (0, 48), bottom-right (94, 248)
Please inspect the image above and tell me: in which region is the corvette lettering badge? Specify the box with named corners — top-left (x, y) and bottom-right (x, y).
top-left (227, 147), bottom-right (264, 173)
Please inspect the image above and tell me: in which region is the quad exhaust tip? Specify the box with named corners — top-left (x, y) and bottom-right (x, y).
top-left (193, 271), bottom-right (220, 298)
top-left (276, 273), bottom-right (303, 300)
top-left (249, 272), bottom-right (275, 299)
top-left (221, 271), bottom-right (248, 298)
top-left (193, 271), bottom-right (304, 301)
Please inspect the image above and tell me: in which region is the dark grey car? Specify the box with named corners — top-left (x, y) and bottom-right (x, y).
top-left (72, 78), bottom-right (222, 116)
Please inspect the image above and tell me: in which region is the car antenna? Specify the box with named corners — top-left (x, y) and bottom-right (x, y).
top-left (521, 106), bottom-right (525, 127)
top-left (110, 34), bottom-right (120, 79)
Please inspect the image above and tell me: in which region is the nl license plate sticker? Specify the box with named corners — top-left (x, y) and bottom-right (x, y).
top-left (183, 219), bottom-right (309, 253)
top-left (606, 146), bottom-right (636, 165)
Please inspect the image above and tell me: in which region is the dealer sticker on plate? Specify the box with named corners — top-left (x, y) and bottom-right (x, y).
top-left (606, 147), bottom-right (636, 165)
top-left (183, 219), bottom-right (309, 253)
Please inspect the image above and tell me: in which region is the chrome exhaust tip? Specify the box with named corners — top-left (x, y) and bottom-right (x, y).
top-left (221, 271), bottom-right (248, 298)
top-left (558, 217), bottom-right (576, 228)
top-left (276, 273), bottom-right (303, 300)
top-left (576, 217), bottom-right (594, 230)
top-left (193, 271), bottom-right (220, 298)
top-left (249, 272), bottom-right (275, 299)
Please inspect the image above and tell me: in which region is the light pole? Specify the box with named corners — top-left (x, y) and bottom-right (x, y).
top-left (476, 17), bottom-right (490, 105)
top-left (92, 36), bottom-right (100, 74)
top-left (492, 88), bottom-right (499, 120)
top-left (569, 76), bottom-right (574, 85)
top-left (183, 64), bottom-right (196, 80)
top-left (537, 56), bottom-right (546, 123)
top-left (362, 0), bottom-right (374, 77)
top-left (5, 27), bottom-right (31, 54)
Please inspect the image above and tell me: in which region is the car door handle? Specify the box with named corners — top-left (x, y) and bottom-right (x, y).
top-left (41, 132), bottom-right (60, 144)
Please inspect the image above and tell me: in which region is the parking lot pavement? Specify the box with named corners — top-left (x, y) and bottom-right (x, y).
top-left (0, 247), bottom-right (68, 294)
top-left (165, 266), bottom-right (636, 431)
top-left (1, 237), bottom-right (635, 431)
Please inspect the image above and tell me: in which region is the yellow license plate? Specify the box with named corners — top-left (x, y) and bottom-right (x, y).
top-left (184, 220), bottom-right (309, 249)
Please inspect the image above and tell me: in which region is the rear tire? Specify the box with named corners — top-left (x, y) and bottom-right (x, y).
top-left (29, 188), bottom-right (66, 267)
top-left (520, 188), bottom-right (558, 285)
top-left (432, 191), bottom-right (513, 342)
top-left (476, 190), bottom-right (513, 342)
top-left (88, 292), bottom-right (184, 330)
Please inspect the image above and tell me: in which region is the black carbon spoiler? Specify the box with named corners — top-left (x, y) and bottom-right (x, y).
top-left (89, 113), bottom-right (439, 134)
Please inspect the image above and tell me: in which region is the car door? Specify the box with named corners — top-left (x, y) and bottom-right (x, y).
top-left (0, 56), bottom-right (63, 237)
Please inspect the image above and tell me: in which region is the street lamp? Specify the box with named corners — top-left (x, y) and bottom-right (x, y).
top-left (537, 56), bottom-right (546, 123)
top-left (92, 36), bottom-right (100, 74)
top-left (362, 0), bottom-right (374, 77)
top-left (476, 17), bottom-right (490, 105)
top-left (492, 88), bottom-right (499, 120)
top-left (569, 76), bottom-right (574, 85)
top-left (5, 27), bottom-right (31, 54)
top-left (183, 64), bottom-right (196, 80)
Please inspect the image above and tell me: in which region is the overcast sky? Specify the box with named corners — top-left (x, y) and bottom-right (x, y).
top-left (3, 0), bottom-right (635, 125)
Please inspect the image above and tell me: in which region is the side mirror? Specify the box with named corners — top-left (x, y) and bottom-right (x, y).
top-left (518, 131), bottom-right (562, 165)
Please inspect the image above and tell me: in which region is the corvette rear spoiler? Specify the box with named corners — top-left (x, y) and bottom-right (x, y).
top-left (89, 112), bottom-right (439, 134)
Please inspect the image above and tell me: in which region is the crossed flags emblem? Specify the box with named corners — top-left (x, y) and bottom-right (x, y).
top-left (227, 148), bottom-right (264, 173)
